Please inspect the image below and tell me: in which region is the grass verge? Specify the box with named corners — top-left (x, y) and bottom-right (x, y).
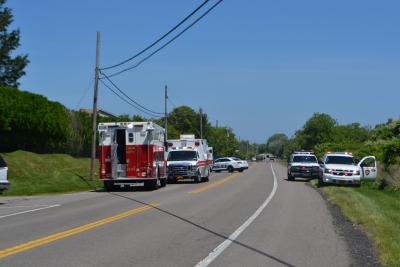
top-left (311, 180), bottom-right (400, 267)
top-left (0, 150), bottom-right (102, 196)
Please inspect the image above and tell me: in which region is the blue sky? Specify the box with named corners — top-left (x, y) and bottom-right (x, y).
top-left (8, 0), bottom-right (400, 143)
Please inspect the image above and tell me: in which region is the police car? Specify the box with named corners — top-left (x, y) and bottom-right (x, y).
top-left (287, 151), bottom-right (320, 181)
top-left (213, 157), bottom-right (244, 172)
top-left (318, 152), bottom-right (377, 186)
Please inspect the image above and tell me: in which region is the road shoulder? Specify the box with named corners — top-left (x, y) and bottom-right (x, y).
top-left (309, 183), bottom-right (382, 267)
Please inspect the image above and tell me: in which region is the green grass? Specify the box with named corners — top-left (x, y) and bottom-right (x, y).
top-left (1, 150), bottom-right (102, 196)
top-left (311, 180), bottom-right (400, 267)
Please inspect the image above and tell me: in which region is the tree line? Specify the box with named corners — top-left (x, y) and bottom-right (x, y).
top-left (265, 112), bottom-right (400, 169)
top-left (0, 86), bottom-right (244, 158)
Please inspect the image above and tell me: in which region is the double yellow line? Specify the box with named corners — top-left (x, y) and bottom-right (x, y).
top-left (0, 203), bottom-right (159, 259)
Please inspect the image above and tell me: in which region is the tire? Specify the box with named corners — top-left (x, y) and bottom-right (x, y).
top-left (287, 173), bottom-right (294, 181)
top-left (160, 178), bottom-right (167, 187)
top-left (216, 170), bottom-right (221, 173)
top-left (144, 179), bottom-right (158, 190)
top-left (194, 172), bottom-right (201, 183)
top-left (228, 166), bottom-right (234, 173)
top-left (317, 176), bottom-right (325, 187)
top-left (239, 169), bottom-right (244, 172)
top-left (104, 180), bottom-right (114, 191)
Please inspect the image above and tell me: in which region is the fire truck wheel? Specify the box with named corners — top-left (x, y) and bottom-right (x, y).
top-left (160, 178), bottom-right (167, 187)
top-left (144, 180), bottom-right (158, 190)
top-left (103, 181), bottom-right (114, 191)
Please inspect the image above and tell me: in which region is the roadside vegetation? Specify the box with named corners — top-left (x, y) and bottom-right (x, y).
top-left (0, 150), bottom-right (101, 196)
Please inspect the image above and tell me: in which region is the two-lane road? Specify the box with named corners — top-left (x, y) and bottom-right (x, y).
top-left (0, 163), bottom-right (351, 266)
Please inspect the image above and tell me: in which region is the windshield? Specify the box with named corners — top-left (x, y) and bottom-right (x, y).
top-left (325, 156), bottom-right (355, 165)
top-left (293, 156), bottom-right (317, 163)
top-left (168, 151), bottom-right (197, 161)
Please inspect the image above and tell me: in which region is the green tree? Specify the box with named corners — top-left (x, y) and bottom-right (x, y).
top-left (266, 133), bottom-right (289, 158)
top-left (0, 0), bottom-right (29, 87)
top-left (294, 113), bottom-right (337, 149)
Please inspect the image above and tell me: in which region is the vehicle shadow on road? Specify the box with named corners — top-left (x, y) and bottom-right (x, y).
top-left (285, 178), bottom-right (314, 183)
top-left (108, 192), bottom-right (296, 267)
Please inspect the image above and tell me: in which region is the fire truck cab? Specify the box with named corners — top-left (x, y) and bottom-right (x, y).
top-left (167, 135), bottom-right (213, 183)
top-left (98, 122), bottom-right (167, 190)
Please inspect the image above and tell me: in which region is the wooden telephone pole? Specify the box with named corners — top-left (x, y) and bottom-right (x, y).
top-left (90, 32), bottom-right (100, 181)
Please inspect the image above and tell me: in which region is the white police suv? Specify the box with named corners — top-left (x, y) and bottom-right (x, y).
top-left (318, 152), bottom-right (377, 186)
top-left (287, 151), bottom-right (320, 181)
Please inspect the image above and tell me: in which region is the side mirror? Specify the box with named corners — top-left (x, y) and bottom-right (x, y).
top-left (318, 160), bottom-right (323, 165)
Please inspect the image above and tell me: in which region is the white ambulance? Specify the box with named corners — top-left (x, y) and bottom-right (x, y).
top-left (167, 135), bottom-right (212, 183)
top-left (98, 122), bottom-right (167, 190)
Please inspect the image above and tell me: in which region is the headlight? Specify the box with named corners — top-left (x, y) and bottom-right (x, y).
top-left (324, 168), bottom-right (332, 174)
top-left (353, 170), bottom-right (360, 175)
top-left (313, 166), bottom-right (319, 171)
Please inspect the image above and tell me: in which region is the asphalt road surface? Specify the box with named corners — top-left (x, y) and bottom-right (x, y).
top-left (0, 162), bottom-right (352, 267)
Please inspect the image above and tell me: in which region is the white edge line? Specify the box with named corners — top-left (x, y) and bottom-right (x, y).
top-left (0, 205), bottom-right (54, 209)
top-left (0, 204), bottom-right (61, 219)
top-left (194, 163), bottom-right (279, 267)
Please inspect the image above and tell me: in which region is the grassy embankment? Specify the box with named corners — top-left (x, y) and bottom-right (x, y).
top-left (0, 150), bottom-right (101, 196)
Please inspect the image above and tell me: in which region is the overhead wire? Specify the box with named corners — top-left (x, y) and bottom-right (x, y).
top-left (100, 0), bottom-right (211, 71)
top-left (100, 70), bottom-right (164, 116)
top-left (99, 78), bottom-right (162, 118)
top-left (103, 0), bottom-right (224, 78)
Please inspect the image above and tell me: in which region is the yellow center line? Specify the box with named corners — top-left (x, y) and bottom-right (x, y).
top-left (0, 203), bottom-right (160, 259)
top-left (189, 173), bottom-right (241, 194)
top-left (189, 164), bottom-right (257, 194)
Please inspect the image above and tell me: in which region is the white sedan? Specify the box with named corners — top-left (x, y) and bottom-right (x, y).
top-left (213, 157), bottom-right (245, 173)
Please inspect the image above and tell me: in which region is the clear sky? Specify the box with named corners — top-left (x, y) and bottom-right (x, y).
top-left (8, 0), bottom-right (400, 143)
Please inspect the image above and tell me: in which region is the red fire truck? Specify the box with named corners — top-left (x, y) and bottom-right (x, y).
top-left (98, 122), bottom-right (167, 190)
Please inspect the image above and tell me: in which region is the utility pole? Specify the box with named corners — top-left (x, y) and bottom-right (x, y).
top-left (216, 119), bottom-right (218, 128)
top-left (90, 32), bottom-right (100, 181)
top-left (164, 85), bottom-right (168, 150)
top-left (200, 107), bottom-right (203, 139)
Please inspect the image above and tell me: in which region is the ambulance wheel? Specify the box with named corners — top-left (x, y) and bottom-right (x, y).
top-left (144, 180), bottom-right (158, 190)
top-left (228, 166), bottom-right (234, 173)
top-left (104, 180), bottom-right (114, 191)
top-left (160, 178), bottom-right (167, 187)
top-left (194, 173), bottom-right (201, 183)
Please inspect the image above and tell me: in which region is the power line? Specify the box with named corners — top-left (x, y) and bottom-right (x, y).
top-left (100, 0), bottom-right (211, 71)
top-left (99, 78), bottom-right (162, 118)
top-left (104, 0), bottom-right (224, 78)
top-left (100, 70), bottom-right (164, 115)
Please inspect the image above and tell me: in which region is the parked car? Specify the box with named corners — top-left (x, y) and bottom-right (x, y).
top-left (287, 151), bottom-right (319, 181)
top-left (232, 157), bottom-right (249, 169)
top-left (318, 152), bottom-right (377, 186)
top-left (213, 157), bottom-right (244, 172)
top-left (0, 155), bottom-right (10, 193)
